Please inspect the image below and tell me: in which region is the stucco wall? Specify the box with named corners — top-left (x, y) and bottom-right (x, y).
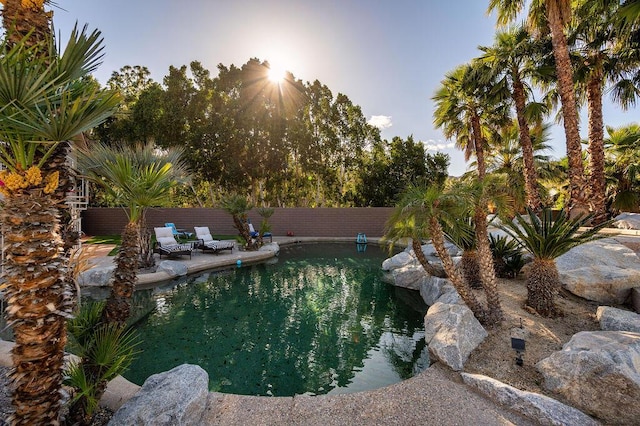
top-left (81, 207), bottom-right (395, 238)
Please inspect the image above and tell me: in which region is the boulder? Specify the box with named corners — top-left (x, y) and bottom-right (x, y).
top-left (423, 302), bottom-right (487, 371)
top-left (613, 212), bottom-right (640, 230)
top-left (382, 251), bottom-right (415, 271)
top-left (631, 287), bottom-right (640, 314)
top-left (536, 331), bottom-right (640, 425)
top-left (259, 242), bottom-right (279, 255)
top-left (461, 373), bottom-right (599, 426)
top-left (157, 260), bottom-right (188, 277)
top-left (555, 238), bottom-right (640, 304)
top-left (384, 263), bottom-right (426, 290)
top-left (419, 276), bottom-right (461, 306)
top-left (77, 265), bottom-right (115, 287)
top-left (596, 306), bottom-right (640, 333)
top-left (108, 364), bottom-right (209, 426)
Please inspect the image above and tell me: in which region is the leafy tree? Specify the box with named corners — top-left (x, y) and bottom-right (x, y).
top-left (0, 26), bottom-right (120, 424)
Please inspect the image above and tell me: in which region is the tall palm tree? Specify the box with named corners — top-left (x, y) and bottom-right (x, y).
top-left (0, 0), bottom-right (52, 49)
top-left (75, 142), bottom-right (189, 326)
top-left (385, 183), bottom-right (488, 324)
top-left (434, 62), bottom-right (509, 324)
top-left (500, 208), bottom-right (611, 316)
top-left (0, 30), bottom-right (120, 424)
top-left (571, 0), bottom-right (640, 224)
top-left (488, 0), bottom-right (590, 215)
top-left (479, 24), bottom-right (550, 211)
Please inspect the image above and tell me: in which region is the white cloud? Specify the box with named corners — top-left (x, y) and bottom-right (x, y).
top-left (423, 139), bottom-right (455, 151)
top-left (368, 115), bottom-right (393, 129)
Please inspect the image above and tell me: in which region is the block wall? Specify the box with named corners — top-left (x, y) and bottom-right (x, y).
top-left (82, 207), bottom-right (395, 238)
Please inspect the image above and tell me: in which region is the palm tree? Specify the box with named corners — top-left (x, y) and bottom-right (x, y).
top-left (500, 208), bottom-right (611, 316)
top-left (220, 194), bottom-right (257, 250)
top-left (604, 124), bottom-right (640, 213)
top-left (385, 183), bottom-right (488, 324)
top-left (488, 0), bottom-right (590, 215)
top-left (75, 142), bottom-right (189, 326)
top-left (0, 30), bottom-right (120, 424)
top-left (479, 24), bottom-right (550, 211)
top-left (0, 0), bottom-right (52, 49)
top-left (434, 62), bottom-right (509, 324)
top-left (571, 0), bottom-right (640, 224)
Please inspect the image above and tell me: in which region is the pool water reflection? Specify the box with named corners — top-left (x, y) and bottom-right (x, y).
top-left (124, 243), bottom-right (429, 396)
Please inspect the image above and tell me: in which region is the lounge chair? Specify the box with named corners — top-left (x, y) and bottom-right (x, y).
top-left (153, 227), bottom-right (194, 258)
top-left (164, 222), bottom-right (194, 239)
top-left (194, 226), bottom-right (235, 254)
top-left (248, 222), bottom-right (272, 242)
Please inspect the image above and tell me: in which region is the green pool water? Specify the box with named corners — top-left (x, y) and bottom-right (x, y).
top-left (124, 243), bottom-right (428, 396)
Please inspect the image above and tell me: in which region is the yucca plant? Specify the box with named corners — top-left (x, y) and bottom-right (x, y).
top-left (499, 207), bottom-right (612, 316)
top-left (64, 301), bottom-right (140, 425)
top-left (220, 194), bottom-right (256, 250)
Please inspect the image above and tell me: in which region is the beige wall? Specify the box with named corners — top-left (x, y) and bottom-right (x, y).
top-left (82, 207), bottom-right (395, 238)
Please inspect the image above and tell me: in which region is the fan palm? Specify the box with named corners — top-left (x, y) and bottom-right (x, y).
top-left (384, 183), bottom-right (488, 323)
top-left (604, 124), bottom-right (640, 212)
top-left (0, 29), bottom-right (120, 424)
top-left (571, 0), bottom-right (640, 224)
top-left (488, 0), bottom-right (590, 215)
top-left (499, 207), bottom-right (611, 316)
top-left (220, 193), bottom-right (257, 250)
top-left (75, 141), bottom-right (189, 326)
top-left (479, 24), bottom-right (550, 210)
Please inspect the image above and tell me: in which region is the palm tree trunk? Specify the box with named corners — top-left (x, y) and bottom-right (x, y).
top-left (471, 114), bottom-right (486, 180)
top-left (102, 221), bottom-right (140, 326)
top-left (461, 249), bottom-right (482, 289)
top-left (586, 68), bottom-right (608, 224)
top-left (527, 258), bottom-right (560, 317)
top-left (429, 218), bottom-right (487, 323)
top-left (412, 238), bottom-right (445, 278)
top-left (1, 190), bottom-right (68, 425)
top-left (474, 207), bottom-right (504, 324)
top-left (1, 0), bottom-right (52, 49)
top-left (512, 77), bottom-right (542, 211)
top-left (545, 0), bottom-right (590, 215)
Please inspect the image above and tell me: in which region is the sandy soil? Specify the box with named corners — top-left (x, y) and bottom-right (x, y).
top-left (463, 276), bottom-right (604, 395)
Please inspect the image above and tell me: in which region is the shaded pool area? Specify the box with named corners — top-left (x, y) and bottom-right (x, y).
top-left (124, 243), bottom-right (428, 396)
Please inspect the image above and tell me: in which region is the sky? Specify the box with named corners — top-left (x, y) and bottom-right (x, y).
top-left (51, 0), bottom-right (638, 176)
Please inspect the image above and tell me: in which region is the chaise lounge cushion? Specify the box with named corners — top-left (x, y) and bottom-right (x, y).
top-left (194, 227), bottom-right (235, 253)
top-left (154, 227), bottom-right (193, 258)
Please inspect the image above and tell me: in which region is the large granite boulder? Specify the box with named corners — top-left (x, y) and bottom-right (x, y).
top-left (596, 306), bottom-right (640, 332)
top-left (157, 260), bottom-right (188, 277)
top-left (384, 263), bottom-right (426, 290)
top-left (423, 302), bottom-right (487, 371)
top-left (536, 331), bottom-right (640, 425)
top-left (419, 276), bottom-right (461, 306)
top-left (77, 265), bottom-right (115, 287)
top-left (613, 212), bottom-right (640, 230)
top-left (108, 364), bottom-right (209, 426)
top-left (259, 241), bottom-right (279, 255)
top-left (461, 373), bottom-right (599, 426)
top-left (555, 238), bottom-right (640, 304)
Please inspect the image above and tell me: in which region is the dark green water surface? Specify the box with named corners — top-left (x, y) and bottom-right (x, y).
top-left (124, 243), bottom-right (428, 396)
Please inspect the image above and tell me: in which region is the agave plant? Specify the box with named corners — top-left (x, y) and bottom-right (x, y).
top-left (499, 208), bottom-right (612, 316)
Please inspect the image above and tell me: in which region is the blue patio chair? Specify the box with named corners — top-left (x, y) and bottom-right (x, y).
top-left (164, 222), bottom-right (194, 239)
top-left (248, 219), bottom-right (272, 242)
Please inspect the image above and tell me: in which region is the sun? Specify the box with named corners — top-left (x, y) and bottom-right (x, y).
top-left (267, 62), bottom-right (287, 83)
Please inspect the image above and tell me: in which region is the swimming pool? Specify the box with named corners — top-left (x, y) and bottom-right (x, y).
top-left (124, 243), bottom-right (429, 396)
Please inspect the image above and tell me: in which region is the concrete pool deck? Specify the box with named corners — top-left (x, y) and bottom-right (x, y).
top-left (0, 237), bottom-right (536, 425)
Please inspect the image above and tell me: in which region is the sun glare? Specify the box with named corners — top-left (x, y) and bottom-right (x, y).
top-left (267, 63), bottom-right (287, 83)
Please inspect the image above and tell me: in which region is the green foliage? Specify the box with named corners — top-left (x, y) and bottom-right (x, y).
top-left (499, 207), bottom-right (613, 260)
top-left (489, 233), bottom-right (525, 277)
top-left (65, 302), bottom-right (140, 423)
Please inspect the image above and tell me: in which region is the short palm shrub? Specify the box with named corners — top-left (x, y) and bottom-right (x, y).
top-left (64, 302), bottom-right (140, 425)
top-left (444, 216), bottom-right (482, 288)
top-left (489, 233), bottom-right (525, 278)
top-left (499, 207), bottom-right (612, 317)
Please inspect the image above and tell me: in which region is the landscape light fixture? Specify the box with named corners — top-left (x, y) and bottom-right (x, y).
top-left (511, 318), bottom-right (526, 366)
